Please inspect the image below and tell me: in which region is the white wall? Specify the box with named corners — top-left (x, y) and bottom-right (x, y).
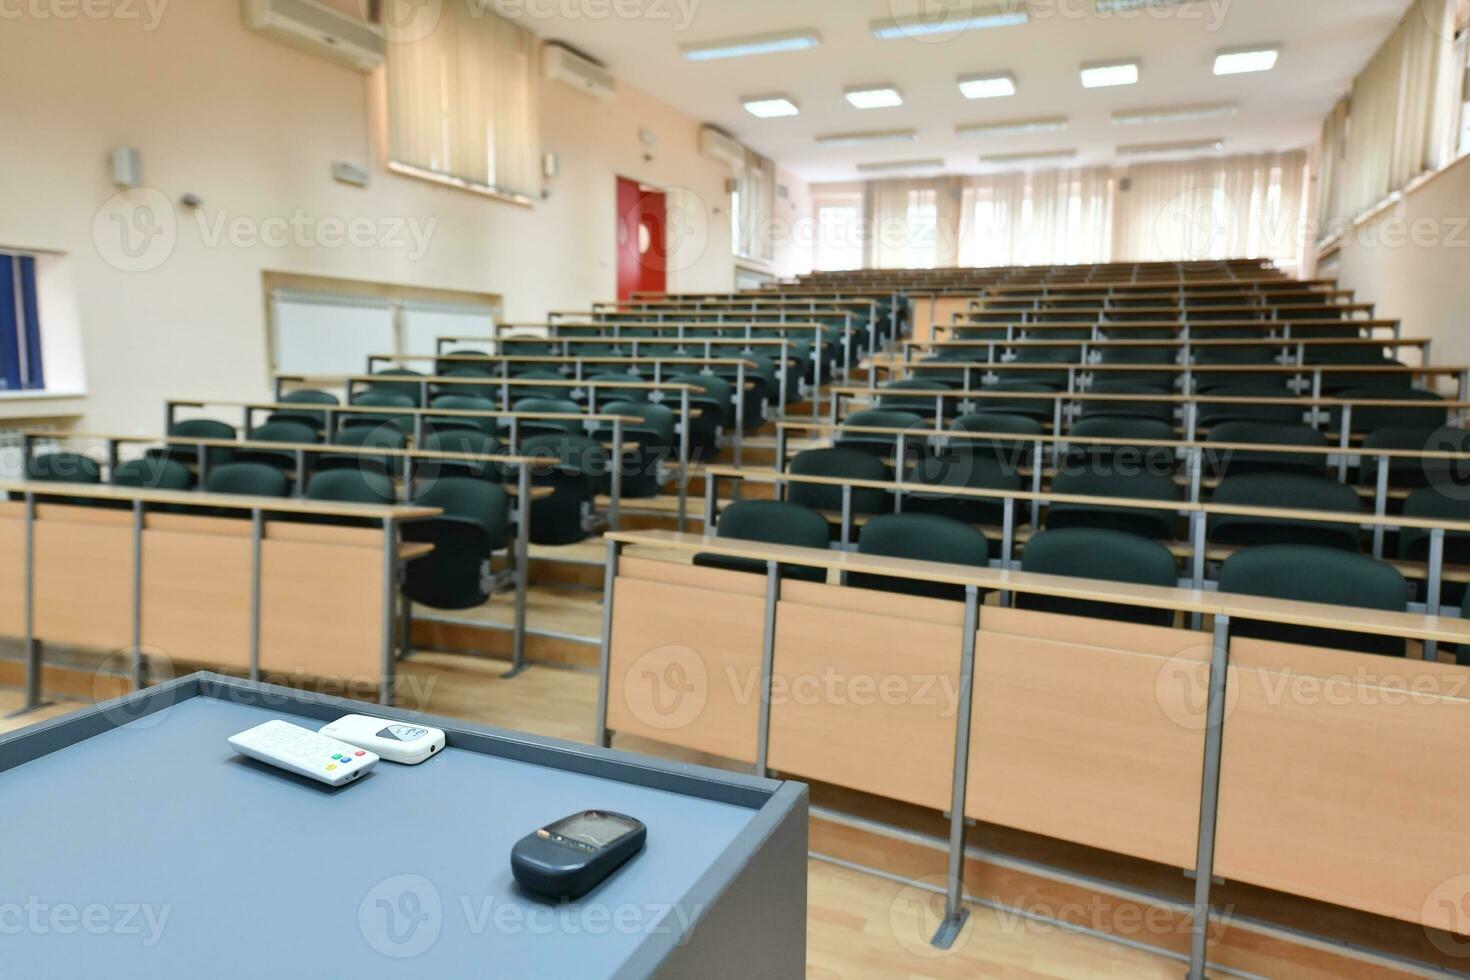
top-left (1321, 153), bottom-right (1470, 371)
top-left (0, 2), bottom-right (737, 433)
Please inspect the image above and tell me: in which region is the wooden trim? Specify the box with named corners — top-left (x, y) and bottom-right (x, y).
top-left (0, 480), bottom-right (438, 520)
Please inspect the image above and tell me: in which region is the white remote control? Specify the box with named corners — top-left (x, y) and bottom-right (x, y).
top-left (319, 714), bottom-right (445, 765)
top-left (228, 720), bottom-right (380, 787)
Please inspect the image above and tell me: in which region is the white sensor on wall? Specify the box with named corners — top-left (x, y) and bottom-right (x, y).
top-left (331, 162), bottom-right (369, 187)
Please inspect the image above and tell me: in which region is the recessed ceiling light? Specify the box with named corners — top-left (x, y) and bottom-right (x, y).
top-left (680, 29), bottom-right (821, 62)
top-left (1112, 103), bottom-right (1239, 125)
top-left (1118, 138), bottom-right (1225, 156)
top-left (1094, 0), bottom-right (1191, 11)
top-left (1214, 45), bottom-right (1280, 76)
top-left (956, 116), bottom-right (1069, 137)
top-left (958, 72), bottom-right (1017, 100)
top-left (981, 150), bottom-right (1078, 165)
top-left (845, 85), bottom-right (904, 110)
top-left (1081, 59), bottom-right (1140, 89)
top-left (857, 158), bottom-right (947, 173)
top-left (816, 129), bottom-right (918, 147)
top-left (743, 95), bottom-right (800, 119)
top-left (871, 4), bottom-right (1029, 40)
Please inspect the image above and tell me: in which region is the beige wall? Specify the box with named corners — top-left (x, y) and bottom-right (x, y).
top-left (0, 2), bottom-right (737, 433)
top-left (1321, 153), bottom-right (1470, 370)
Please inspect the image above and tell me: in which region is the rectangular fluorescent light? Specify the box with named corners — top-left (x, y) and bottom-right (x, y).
top-left (1095, 0), bottom-right (1191, 11)
top-left (1214, 45), bottom-right (1280, 76)
top-left (1118, 138), bottom-right (1225, 156)
top-left (1081, 59), bottom-right (1140, 88)
top-left (871, 5), bottom-right (1029, 40)
top-left (1112, 103), bottom-right (1239, 126)
top-left (857, 159), bottom-right (947, 174)
top-left (816, 129), bottom-right (918, 147)
top-left (681, 29), bottom-right (821, 61)
top-left (845, 85), bottom-right (904, 109)
top-left (956, 116), bottom-right (1069, 137)
top-left (743, 95), bottom-right (800, 118)
top-left (981, 150), bottom-right (1077, 165)
top-left (958, 72), bottom-right (1017, 100)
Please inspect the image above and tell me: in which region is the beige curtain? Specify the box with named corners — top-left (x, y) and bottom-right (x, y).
top-left (1111, 152), bottom-right (1308, 265)
top-left (385, 0), bottom-right (542, 201)
top-left (735, 149), bottom-right (776, 263)
top-left (955, 168), bottom-right (1113, 267)
top-left (1314, 96), bottom-right (1350, 233)
top-left (866, 180), bottom-right (940, 269)
top-left (1320, 0), bottom-right (1460, 229)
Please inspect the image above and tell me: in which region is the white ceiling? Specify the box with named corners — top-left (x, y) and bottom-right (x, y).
top-left (500, 0), bottom-right (1413, 183)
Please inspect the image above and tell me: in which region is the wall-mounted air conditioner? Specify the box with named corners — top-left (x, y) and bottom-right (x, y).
top-left (241, 0), bottom-right (385, 72)
top-left (544, 43), bottom-right (617, 102)
top-left (699, 127), bottom-right (746, 171)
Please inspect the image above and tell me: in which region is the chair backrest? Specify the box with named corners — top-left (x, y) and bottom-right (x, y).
top-left (246, 420), bottom-right (319, 445)
top-left (271, 389), bottom-right (340, 428)
top-left (112, 458), bottom-right (191, 491)
top-left (514, 370), bottom-right (572, 400)
top-left (1217, 545), bottom-right (1409, 656)
top-left (1197, 387), bottom-right (1302, 426)
top-left (25, 452), bottom-right (101, 484)
top-left (1207, 421), bottom-right (1327, 476)
top-left (421, 430), bottom-right (502, 482)
top-left (429, 395), bottom-right (498, 435)
top-left (332, 424), bottom-right (407, 452)
top-left (972, 382), bottom-right (1058, 421)
top-left (788, 447), bottom-right (889, 515)
top-left (368, 369), bottom-right (426, 404)
top-left (1399, 485), bottom-right (1470, 563)
top-left (348, 391), bottom-right (416, 432)
top-left (203, 462), bottom-right (289, 498)
top-left (851, 513), bottom-right (989, 602)
top-left (1047, 464), bottom-right (1179, 539)
top-left (412, 476), bottom-right (509, 537)
top-left (880, 379), bottom-right (951, 416)
top-left (306, 468), bottom-right (397, 505)
top-left (1018, 528), bottom-right (1179, 627)
top-left (695, 499), bottom-right (831, 583)
top-left (838, 409), bottom-right (926, 458)
top-left (169, 419), bottom-right (236, 441)
top-left (1330, 386), bottom-right (1447, 432)
top-left (1069, 416), bottom-right (1176, 444)
top-left (1210, 472), bottom-right (1363, 551)
top-left (321, 424), bottom-right (407, 476)
top-left (1078, 382), bottom-right (1174, 422)
top-left (587, 374), bottom-right (646, 402)
top-left (603, 401), bottom-right (675, 447)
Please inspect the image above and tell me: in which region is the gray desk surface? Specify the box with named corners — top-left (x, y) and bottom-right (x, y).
top-left (0, 688), bottom-right (770, 978)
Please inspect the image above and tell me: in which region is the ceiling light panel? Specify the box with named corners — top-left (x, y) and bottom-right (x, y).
top-left (681, 29), bottom-right (821, 61)
top-left (857, 158), bottom-right (947, 173)
top-left (816, 130), bottom-right (919, 147)
top-left (1214, 45), bottom-right (1280, 76)
top-left (958, 72), bottom-right (1017, 100)
top-left (1112, 103), bottom-right (1239, 125)
top-left (1081, 59), bottom-right (1140, 88)
top-left (1094, 0), bottom-right (1192, 12)
top-left (743, 96), bottom-right (800, 118)
top-left (981, 150), bottom-right (1078, 164)
top-left (956, 116), bottom-right (1069, 137)
top-left (1118, 138), bottom-right (1225, 156)
top-left (845, 85), bottom-right (904, 109)
top-left (871, 4), bottom-right (1029, 40)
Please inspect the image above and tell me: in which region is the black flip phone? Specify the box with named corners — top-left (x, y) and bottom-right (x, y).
top-left (511, 810), bottom-right (648, 900)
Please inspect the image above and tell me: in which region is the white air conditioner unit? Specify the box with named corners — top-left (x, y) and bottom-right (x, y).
top-left (699, 127), bottom-right (746, 171)
top-left (544, 43), bottom-right (617, 102)
top-left (241, 0), bottom-right (385, 72)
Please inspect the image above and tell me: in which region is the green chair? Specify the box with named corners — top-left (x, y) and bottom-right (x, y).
top-left (419, 429), bottom-right (502, 483)
top-left (434, 351), bottom-right (493, 376)
top-left (907, 451), bottom-right (1022, 527)
top-left (1019, 528), bottom-right (1180, 628)
top-left (693, 500), bottom-right (830, 583)
top-left (597, 401), bottom-right (674, 499)
top-left (1218, 545), bottom-right (1410, 656)
top-left (269, 389), bottom-right (339, 430)
top-left (235, 420), bottom-right (319, 470)
top-left (1195, 386), bottom-right (1301, 428)
top-left (349, 391), bottom-right (417, 435)
top-left (515, 370), bottom-right (572, 401)
top-left (203, 463), bottom-right (289, 498)
top-left (664, 373), bottom-right (727, 454)
top-left (1097, 345), bottom-right (1176, 388)
top-left (518, 433), bottom-right (605, 546)
top-left (1046, 465), bottom-right (1179, 540)
top-left (320, 425), bottom-right (407, 477)
top-left (513, 398), bottom-right (584, 440)
top-left (951, 412), bottom-right (1043, 465)
top-left (1329, 386), bottom-right (1447, 434)
top-left (1399, 486), bottom-right (1470, 570)
top-left (879, 379), bottom-right (952, 420)
top-left (1206, 421), bottom-right (1327, 478)
top-left (787, 448), bottom-right (889, 528)
top-left (1356, 427), bottom-right (1455, 489)
top-left (976, 380), bottom-right (1060, 422)
top-left (25, 452), bottom-right (101, 484)
top-left (306, 469), bottom-right (397, 506)
top-left (427, 395), bottom-right (497, 436)
top-left (112, 458), bottom-right (191, 491)
top-left (1079, 381), bottom-right (1174, 423)
top-left (403, 478), bottom-right (512, 609)
top-left (837, 409), bottom-right (926, 461)
top-left (1209, 473), bottom-right (1362, 551)
top-left (154, 419), bottom-right (236, 468)
top-left (586, 373), bottom-right (645, 402)
top-left (1066, 416), bottom-right (1176, 474)
top-left (437, 368), bottom-right (499, 400)
top-left (368, 369), bottom-right (427, 405)
top-left (850, 513), bottom-right (989, 602)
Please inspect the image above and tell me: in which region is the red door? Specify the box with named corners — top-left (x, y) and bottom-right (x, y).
top-left (616, 177), bottom-right (667, 301)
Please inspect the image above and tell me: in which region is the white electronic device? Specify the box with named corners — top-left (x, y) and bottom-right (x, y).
top-left (319, 714), bottom-right (445, 765)
top-left (228, 720), bottom-right (379, 787)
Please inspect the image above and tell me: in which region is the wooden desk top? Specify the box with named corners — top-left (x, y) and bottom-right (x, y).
top-left (832, 386), bottom-right (1470, 409)
top-left (168, 398), bottom-right (643, 425)
top-left (373, 353), bottom-right (763, 368)
top-left (0, 480), bottom-right (440, 521)
top-left (440, 334), bottom-right (800, 348)
top-left (281, 374), bottom-right (702, 394)
top-left (605, 530), bottom-right (1470, 644)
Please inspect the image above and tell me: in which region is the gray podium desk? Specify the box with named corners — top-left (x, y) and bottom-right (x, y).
top-left (0, 673), bottom-right (808, 979)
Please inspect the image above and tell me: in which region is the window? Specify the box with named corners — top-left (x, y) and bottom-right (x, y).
top-left (1459, 36), bottom-right (1470, 156)
top-left (734, 148), bottom-right (776, 263)
top-left (0, 253), bottom-right (44, 392)
top-left (903, 191), bottom-right (938, 269)
top-left (814, 204), bottom-right (863, 271)
top-left (384, 0), bottom-right (541, 203)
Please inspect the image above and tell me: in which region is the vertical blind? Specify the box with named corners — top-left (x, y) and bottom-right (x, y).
top-left (385, 0), bottom-right (541, 202)
top-left (734, 148), bottom-right (776, 263)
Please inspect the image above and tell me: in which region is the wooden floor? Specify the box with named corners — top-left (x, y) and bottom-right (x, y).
top-left (0, 690), bottom-right (85, 736)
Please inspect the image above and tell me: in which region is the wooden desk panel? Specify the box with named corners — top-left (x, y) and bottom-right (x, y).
top-left (606, 558), bottom-right (766, 763)
top-left (33, 506), bottom-right (132, 651)
top-left (0, 503), bottom-right (22, 637)
top-left (262, 528), bottom-right (384, 682)
top-left (141, 517), bottom-right (253, 669)
top-left (1215, 638), bottom-right (1470, 930)
top-left (769, 583), bottom-right (965, 811)
top-left (967, 606), bottom-right (1209, 869)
